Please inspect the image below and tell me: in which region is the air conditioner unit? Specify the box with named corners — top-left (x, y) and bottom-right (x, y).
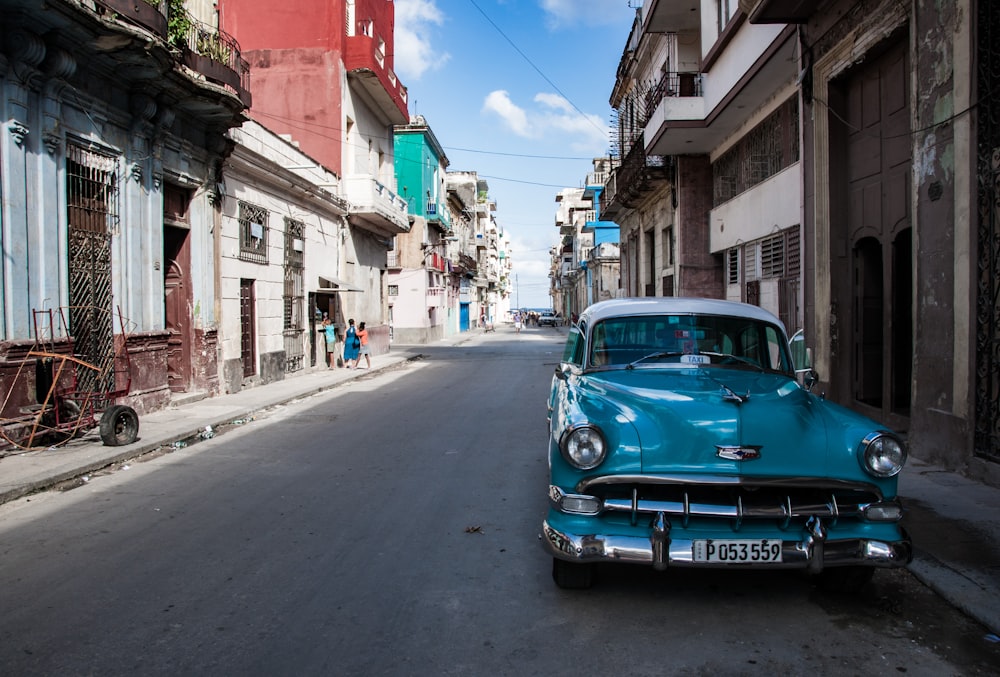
top-left (426, 202), bottom-right (437, 215)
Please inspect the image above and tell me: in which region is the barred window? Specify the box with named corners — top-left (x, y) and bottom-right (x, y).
top-left (746, 114), bottom-right (781, 186)
top-left (714, 147), bottom-right (739, 204)
top-left (283, 218), bottom-right (305, 332)
top-left (284, 218), bottom-right (305, 268)
top-left (711, 97), bottom-right (800, 206)
top-left (239, 201), bottom-right (268, 264)
top-left (388, 284), bottom-right (399, 296)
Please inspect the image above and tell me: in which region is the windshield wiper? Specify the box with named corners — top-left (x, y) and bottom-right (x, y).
top-left (697, 351), bottom-right (766, 372)
top-left (626, 351), bottom-right (685, 369)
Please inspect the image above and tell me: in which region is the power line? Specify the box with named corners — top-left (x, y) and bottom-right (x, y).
top-left (466, 0), bottom-right (608, 139)
top-left (252, 110), bottom-right (592, 162)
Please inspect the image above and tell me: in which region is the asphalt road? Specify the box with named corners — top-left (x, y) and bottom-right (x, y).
top-left (0, 327), bottom-right (998, 675)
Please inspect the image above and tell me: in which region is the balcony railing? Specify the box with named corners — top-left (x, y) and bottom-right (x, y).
top-left (174, 11), bottom-right (252, 107)
top-left (426, 287), bottom-right (445, 307)
top-left (644, 71), bottom-right (702, 121)
top-left (426, 253), bottom-right (446, 272)
top-left (98, 0), bottom-right (168, 38)
top-left (343, 177), bottom-right (410, 233)
top-left (602, 133), bottom-right (673, 215)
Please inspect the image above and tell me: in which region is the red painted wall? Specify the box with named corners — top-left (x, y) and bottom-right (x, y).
top-left (220, 0), bottom-right (405, 175)
top-left (220, 0), bottom-right (348, 172)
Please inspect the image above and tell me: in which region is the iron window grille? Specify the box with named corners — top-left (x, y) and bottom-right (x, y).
top-left (238, 201), bottom-right (269, 264)
top-left (283, 218), bottom-right (305, 372)
top-left (712, 97), bottom-right (800, 206)
top-left (66, 143), bottom-right (118, 393)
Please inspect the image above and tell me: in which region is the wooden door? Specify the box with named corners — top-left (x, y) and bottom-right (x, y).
top-left (163, 226), bottom-right (191, 393)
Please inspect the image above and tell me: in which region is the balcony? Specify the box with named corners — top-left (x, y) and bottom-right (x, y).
top-left (386, 251), bottom-right (402, 269)
top-left (426, 287), bottom-right (446, 307)
top-left (344, 176), bottom-right (410, 236)
top-left (601, 135), bottom-right (672, 218)
top-left (175, 11), bottom-right (252, 108)
top-left (97, 0), bottom-right (167, 38)
top-left (425, 252), bottom-right (447, 272)
top-left (16, 0), bottom-right (249, 129)
top-left (644, 71), bottom-right (703, 121)
top-left (641, 22), bottom-right (797, 156)
top-left (344, 34), bottom-right (408, 124)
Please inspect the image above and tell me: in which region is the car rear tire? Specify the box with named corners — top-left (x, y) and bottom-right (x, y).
top-left (552, 558), bottom-right (595, 589)
top-left (815, 566), bottom-right (874, 593)
top-left (99, 405), bottom-right (139, 447)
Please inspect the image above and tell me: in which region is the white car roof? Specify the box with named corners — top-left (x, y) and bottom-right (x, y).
top-left (580, 297), bottom-right (786, 334)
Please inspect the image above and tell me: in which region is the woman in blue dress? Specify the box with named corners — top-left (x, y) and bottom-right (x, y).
top-left (343, 318), bottom-right (360, 368)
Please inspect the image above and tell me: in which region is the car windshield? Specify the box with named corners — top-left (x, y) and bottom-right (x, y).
top-left (587, 313), bottom-right (792, 374)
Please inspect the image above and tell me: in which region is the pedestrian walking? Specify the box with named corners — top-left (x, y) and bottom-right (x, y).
top-left (343, 318), bottom-right (360, 369)
top-left (322, 314), bottom-right (337, 369)
top-left (357, 321), bottom-right (371, 369)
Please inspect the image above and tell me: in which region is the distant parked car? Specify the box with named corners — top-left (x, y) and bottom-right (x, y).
top-left (542, 297), bottom-right (911, 590)
top-left (538, 311), bottom-right (559, 327)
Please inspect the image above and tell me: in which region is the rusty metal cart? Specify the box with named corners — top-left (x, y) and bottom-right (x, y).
top-left (0, 306), bottom-right (139, 450)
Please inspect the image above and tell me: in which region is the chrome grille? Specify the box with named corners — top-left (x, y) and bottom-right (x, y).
top-left (578, 475), bottom-right (886, 528)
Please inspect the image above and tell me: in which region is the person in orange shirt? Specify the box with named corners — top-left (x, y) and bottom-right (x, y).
top-left (356, 321), bottom-right (371, 369)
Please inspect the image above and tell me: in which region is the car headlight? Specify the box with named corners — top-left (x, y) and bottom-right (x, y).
top-left (858, 431), bottom-right (907, 478)
top-left (560, 425), bottom-right (607, 470)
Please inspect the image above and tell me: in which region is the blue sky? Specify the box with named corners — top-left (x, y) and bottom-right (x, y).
top-left (394, 0), bottom-right (637, 309)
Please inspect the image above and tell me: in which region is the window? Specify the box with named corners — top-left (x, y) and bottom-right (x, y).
top-left (238, 201), bottom-right (268, 264)
top-left (388, 284), bottom-right (399, 296)
top-left (727, 248), bottom-right (739, 285)
top-left (760, 234), bottom-right (785, 278)
top-left (711, 98), bottom-right (800, 206)
top-left (283, 218), bottom-right (305, 372)
top-left (561, 325), bottom-right (585, 366)
top-left (717, 0), bottom-right (737, 33)
top-left (663, 225), bottom-right (675, 266)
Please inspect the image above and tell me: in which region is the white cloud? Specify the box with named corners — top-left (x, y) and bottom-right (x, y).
top-left (539, 0), bottom-right (631, 29)
top-left (482, 90), bottom-right (607, 154)
top-left (394, 0), bottom-right (449, 80)
top-left (482, 90), bottom-right (531, 137)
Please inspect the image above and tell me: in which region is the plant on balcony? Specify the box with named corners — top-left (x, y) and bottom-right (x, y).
top-left (167, 0), bottom-right (192, 50)
top-left (196, 29), bottom-right (232, 65)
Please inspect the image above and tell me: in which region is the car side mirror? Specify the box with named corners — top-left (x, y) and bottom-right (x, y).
top-left (554, 363), bottom-right (570, 381)
top-left (798, 368), bottom-right (819, 391)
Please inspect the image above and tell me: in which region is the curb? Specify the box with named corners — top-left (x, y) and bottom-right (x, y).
top-left (0, 353), bottom-right (425, 506)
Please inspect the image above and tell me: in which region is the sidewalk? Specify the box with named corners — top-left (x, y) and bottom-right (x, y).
top-left (0, 342), bottom-right (430, 504)
top-left (1, 334), bottom-right (999, 635)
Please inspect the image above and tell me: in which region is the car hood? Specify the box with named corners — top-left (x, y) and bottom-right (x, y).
top-left (579, 368), bottom-right (847, 480)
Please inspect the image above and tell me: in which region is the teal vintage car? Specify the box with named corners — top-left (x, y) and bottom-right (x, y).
top-left (542, 298), bottom-right (911, 589)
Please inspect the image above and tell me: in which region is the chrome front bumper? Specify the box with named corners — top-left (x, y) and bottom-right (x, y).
top-left (541, 518), bottom-right (912, 572)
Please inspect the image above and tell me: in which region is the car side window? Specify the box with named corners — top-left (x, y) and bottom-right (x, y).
top-left (562, 324), bottom-right (585, 366)
top-left (764, 325), bottom-right (785, 371)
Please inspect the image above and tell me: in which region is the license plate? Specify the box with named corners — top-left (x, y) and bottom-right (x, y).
top-left (692, 539), bottom-right (783, 563)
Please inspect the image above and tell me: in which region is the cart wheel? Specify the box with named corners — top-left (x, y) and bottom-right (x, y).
top-left (99, 405), bottom-right (139, 446)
